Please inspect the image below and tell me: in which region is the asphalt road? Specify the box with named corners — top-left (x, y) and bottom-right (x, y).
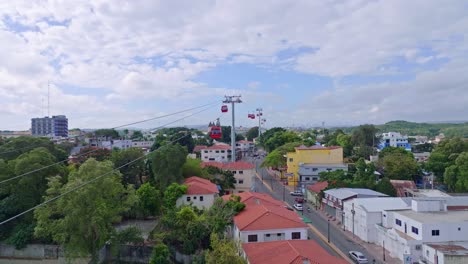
top-left (250, 156), bottom-right (375, 263)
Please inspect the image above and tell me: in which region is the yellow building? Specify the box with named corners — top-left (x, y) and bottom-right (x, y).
top-left (286, 145), bottom-right (343, 186)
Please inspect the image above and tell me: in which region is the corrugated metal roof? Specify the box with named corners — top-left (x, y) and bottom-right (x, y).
top-left (324, 188), bottom-right (388, 200)
top-left (346, 197), bottom-right (412, 212)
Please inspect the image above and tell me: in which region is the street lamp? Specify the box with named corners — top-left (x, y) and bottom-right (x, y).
top-left (383, 240), bottom-right (386, 261)
top-left (327, 219), bottom-right (330, 243)
top-left (342, 212), bottom-right (345, 231)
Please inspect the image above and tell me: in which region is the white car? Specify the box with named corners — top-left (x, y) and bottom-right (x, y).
top-left (293, 203), bottom-right (303, 211)
top-left (348, 251), bottom-right (368, 264)
top-left (290, 190), bottom-right (303, 196)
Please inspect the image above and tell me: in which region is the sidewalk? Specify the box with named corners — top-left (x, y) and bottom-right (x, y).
top-left (264, 168), bottom-right (402, 264)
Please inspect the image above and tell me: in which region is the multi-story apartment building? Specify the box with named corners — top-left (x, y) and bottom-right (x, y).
top-left (31, 115), bottom-right (68, 137)
top-left (298, 163), bottom-right (348, 185)
top-left (378, 132), bottom-right (411, 151)
top-left (200, 144), bottom-right (231, 162)
top-left (202, 161), bottom-right (255, 194)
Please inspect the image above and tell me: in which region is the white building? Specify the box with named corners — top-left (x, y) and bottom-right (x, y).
top-left (421, 242), bottom-right (468, 264)
top-left (101, 139), bottom-right (133, 150)
top-left (176, 176), bottom-right (219, 209)
top-left (202, 161), bottom-right (255, 194)
top-left (342, 197), bottom-right (411, 243)
top-left (132, 141), bottom-right (153, 149)
top-left (323, 188), bottom-right (388, 220)
top-left (232, 203), bottom-right (308, 243)
top-left (236, 140), bottom-right (255, 155)
top-left (378, 132), bottom-right (411, 151)
top-left (200, 144), bottom-right (231, 162)
top-left (376, 198), bottom-right (468, 262)
top-left (298, 163), bottom-right (348, 184)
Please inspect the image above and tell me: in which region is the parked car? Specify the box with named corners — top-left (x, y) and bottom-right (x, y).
top-left (348, 251), bottom-right (368, 264)
top-left (294, 197), bottom-right (305, 203)
top-left (290, 190), bottom-right (303, 196)
top-left (293, 203), bottom-right (303, 211)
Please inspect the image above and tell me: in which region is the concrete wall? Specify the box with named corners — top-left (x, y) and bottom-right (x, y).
top-left (177, 194), bottom-right (216, 209)
top-left (238, 228), bottom-right (308, 243)
top-left (201, 149), bottom-right (230, 162)
top-left (0, 243), bottom-right (88, 264)
top-left (233, 169), bottom-right (255, 192)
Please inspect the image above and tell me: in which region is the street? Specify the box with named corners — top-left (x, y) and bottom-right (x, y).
top-left (249, 156), bottom-right (380, 264)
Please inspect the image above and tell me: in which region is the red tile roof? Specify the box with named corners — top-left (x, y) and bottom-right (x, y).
top-left (390, 180), bottom-right (416, 197)
top-left (237, 140), bottom-right (253, 144)
top-left (307, 181), bottom-right (329, 193)
top-left (206, 144), bottom-right (231, 150)
top-left (193, 145), bottom-right (208, 152)
top-left (295, 145), bottom-right (342, 150)
top-left (184, 176), bottom-right (218, 195)
top-left (242, 240), bottom-right (348, 264)
top-left (201, 161), bottom-right (255, 170)
top-left (234, 204), bottom-right (307, 231)
top-left (222, 192), bottom-right (284, 207)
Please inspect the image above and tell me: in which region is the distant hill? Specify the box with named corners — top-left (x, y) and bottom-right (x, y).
top-left (340, 120), bottom-right (468, 138)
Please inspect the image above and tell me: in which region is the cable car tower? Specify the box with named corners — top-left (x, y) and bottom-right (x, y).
top-left (223, 95), bottom-right (242, 162)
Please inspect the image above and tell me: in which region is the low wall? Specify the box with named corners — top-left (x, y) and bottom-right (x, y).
top-left (0, 243), bottom-right (61, 259)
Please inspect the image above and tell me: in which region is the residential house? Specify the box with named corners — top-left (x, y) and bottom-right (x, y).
top-left (298, 163), bottom-right (348, 185)
top-left (342, 197), bottom-right (411, 243)
top-left (390, 180), bottom-right (417, 197)
top-left (414, 152), bottom-right (431, 162)
top-left (421, 242), bottom-right (468, 264)
top-left (378, 132), bottom-right (411, 151)
top-left (200, 144), bottom-right (231, 162)
top-left (286, 145), bottom-right (344, 186)
top-left (232, 204), bottom-right (308, 243)
top-left (202, 161), bottom-right (255, 194)
top-left (222, 192), bottom-right (285, 207)
top-left (376, 198), bottom-right (468, 262)
top-left (322, 188), bottom-right (388, 220)
top-left (176, 176), bottom-right (219, 209)
top-left (236, 140), bottom-right (255, 157)
top-left (305, 181), bottom-right (328, 209)
top-left (242, 240), bottom-right (347, 264)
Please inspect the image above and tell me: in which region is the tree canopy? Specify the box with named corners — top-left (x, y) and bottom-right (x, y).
top-left (149, 144), bottom-right (188, 191)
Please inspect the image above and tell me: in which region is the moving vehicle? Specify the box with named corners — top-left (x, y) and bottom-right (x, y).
top-left (348, 251), bottom-right (368, 264)
top-left (290, 190), bottom-right (303, 196)
top-left (294, 197), bottom-right (305, 203)
top-left (293, 203), bottom-right (303, 211)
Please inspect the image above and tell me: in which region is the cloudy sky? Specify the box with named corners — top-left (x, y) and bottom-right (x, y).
top-left (1, 0), bottom-right (468, 130)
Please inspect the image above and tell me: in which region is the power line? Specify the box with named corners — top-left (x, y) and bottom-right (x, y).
top-left (0, 101), bottom-right (218, 156)
top-left (0, 132), bottom-right (192, 226)
top-left (0, 103), bottom-right (218, 185)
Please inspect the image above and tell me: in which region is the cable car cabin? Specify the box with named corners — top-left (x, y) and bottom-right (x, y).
top-left (221, 105), bottom-right (228, 113)
top-left (209, 126), bottom-right (222, 139)
top-left (248, 114), bottom-right (255, 119)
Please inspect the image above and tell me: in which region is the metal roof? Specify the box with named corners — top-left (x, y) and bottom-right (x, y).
top-left (324, 188), bottom-right (388, 200)
top-left (345, 197), bottom-right (412, 212)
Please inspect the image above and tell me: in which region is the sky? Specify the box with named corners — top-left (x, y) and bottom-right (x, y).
top-left (1, 0), bottom-right (468, 130)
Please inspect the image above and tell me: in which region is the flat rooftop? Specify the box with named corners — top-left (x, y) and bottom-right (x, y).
top-left (396, 210), bottom-right (468, 224)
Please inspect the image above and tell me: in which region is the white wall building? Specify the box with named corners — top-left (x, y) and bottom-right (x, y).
top-left (377, 198), bottom-right (468, 262)
top-left (298, 163), bottom-right (348, 184)
top-left (379, 132), bottom-right (411, 151)
top-left (232, 204), bottom-right (308, 243)
top-left (202, 161), bottom-right (255, 194)
top-left (101, 139), bottom-right (133, 150)
top-left (342, 197), bottom-right (411, 243)
top-left (200, 144), bottom-right (231, 162)
top-left (420, 242), bottom-right (468, 264)
top-left (176, 176), bottom-right (219, 209)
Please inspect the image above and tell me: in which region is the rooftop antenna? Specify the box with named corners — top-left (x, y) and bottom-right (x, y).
top-left (47, 81), bottom-right (50, 117)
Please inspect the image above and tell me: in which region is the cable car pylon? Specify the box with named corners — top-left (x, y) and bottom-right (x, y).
top-left (223, 95), bottom-right (242, 162)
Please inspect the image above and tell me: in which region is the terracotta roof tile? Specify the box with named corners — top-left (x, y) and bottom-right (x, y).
top-left (295, 145), bottom-right (342, 150)
top-left (193, 145), bottom-right (208, 152)
top-left (222, 192), bottom-right (284, 207)
top-left (184, 176), bottom-right (218, 195)
top-left (242, 240), bottom-right (348, 264)
top-left (234, 204), bottom-right (307, 231)
top-left (307, 181), bottom-right (329, 193)
top-left (201, 161), bottom-right (255, 170)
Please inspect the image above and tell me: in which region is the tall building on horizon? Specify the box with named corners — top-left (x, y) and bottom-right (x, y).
top-left (31, 115), bottom-right (68, 137)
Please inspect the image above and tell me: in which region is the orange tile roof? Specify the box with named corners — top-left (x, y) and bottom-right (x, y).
top-left (206, 144), bottom-right (231, 150)
top-left (201, 161), bottom-right (255, 170)
top-left (234, 204), bottom-right (307, 231)
top-left (307, 181), bottom-right (329, 193)
top-left (295, 145), bottom-right (342, 150)
top-left (184, 176), bottom-right (219, 195)
top-left (390, 180), bottom-right (416, 197)
top-left (193, 145), bottom-right (208, 152)
top-left (242, 240), bottom-right (348, 264)
top-left (222, 192), bottom-right (285, 207)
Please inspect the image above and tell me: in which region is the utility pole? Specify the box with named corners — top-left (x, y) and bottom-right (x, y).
top-left (223, 95), bottom-right (242, 162)
top-left (47, 81), bottom-right (50, 117)
top-left (256, 108), bottom-right (263, 138)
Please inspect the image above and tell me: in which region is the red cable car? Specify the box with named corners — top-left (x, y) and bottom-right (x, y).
top-left (209, 126), bottom-right (222, 139)
top-left (248, 113), bottom-right (255, 119)
top-left (221, 105), bottom-right (228, 113)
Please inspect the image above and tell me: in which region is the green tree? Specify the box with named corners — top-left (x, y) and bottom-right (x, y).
top-left (205, 233), bottom-right (246, 264)
top-left (444, 152), bottom-right (468, 192)
top-left (378, 146), bottom-right (414, 159)
top-left (149, 144), bottom-right (188, 191)
top-left (351, 124), bottom-right (380, 147)
top-left (375, 177), bottom-right (397, 197)
top-left (182, 158), bottom-right (204, 178)
top-left (427, 138), bottom-right (468, 178)
top-left (378, 153), bottom-right (419, 180)
top-left (203, 166), bottom-right (235, 194)
top-left (75, 146), bottom-right (112, 164)
top-left (94, 129), bottom-right (120, 139)
top-left (34, 159), bottom-right (136, 262)
top-left (258, 127), bottom-right (286, 147)
top-left (170, 131), bottom-right (195, 153)
top-left (111, 148), bottom-right (146, 186)
top-left (136, 183), bottom-right (161, 217)
top-left (245, 127), bottom-right (259, 141)
top-left (149, 243), bottom-right (171, 264)
top-left (131, 130), bottom-right (144, 140)
top-left (264, 131), bottom-right (301, 152)
top-left (336, 133), bottom-right (353, 157)
top-left (162, 183), bottom-right (188, 210)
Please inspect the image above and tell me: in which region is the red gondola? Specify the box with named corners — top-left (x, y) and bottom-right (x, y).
top-left (248, 113), bottom-right (255, 119)
top-left (221, 105), bottom-right (228, 113)
top-left (209, 126), bottom-right (222, 139)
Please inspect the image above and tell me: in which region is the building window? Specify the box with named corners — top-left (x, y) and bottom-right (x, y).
top-left (305, 177), bottom-right (310, 181)
top-left (289, 158), bottom-right (293, 162)
top-left (277, 233), bottom-right (282, 236)
top-left (215, 150), bottom-right (219, 153)
top-left (412, 226), bottom-right (419, 235)
top-left (266, 234), bottom-right (270, 237)
top-left (312, 168), bottom-right (318, 171)
top-left (458, 227), bottom-right (461, 231)
top-left (432, 230), bottom-right (440, 236)
top-left (292, 232), bottom-right (301, 239)
top-left (233, 171), bottom-right (237, 174)
top-left (193, 196), bottom-right (197, 200)
top-left (426, 250), bottom-right (430, 257)
top-left (186, 197), bottom-right (191, 202)
top-left (238, 179), bottom-right (244, 184)
top-left (204, 156), bottom-right (208, 159)
top-left (415, 245), bottom-right (422, 250)
top-left (221, 150), bottom-right (225, 153)
top-left (326, 168), bottom-right (332, 171)
top-left (395, 219), bottom-right (402, 226)
top-left (247, 235), bottom-right (258, 242)
top-left (204, 150), bottom-right (208, 153)
top-left (200, 196), bottom-right (204, 201)
top-left (239, 171), bottom-right (244, 174)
